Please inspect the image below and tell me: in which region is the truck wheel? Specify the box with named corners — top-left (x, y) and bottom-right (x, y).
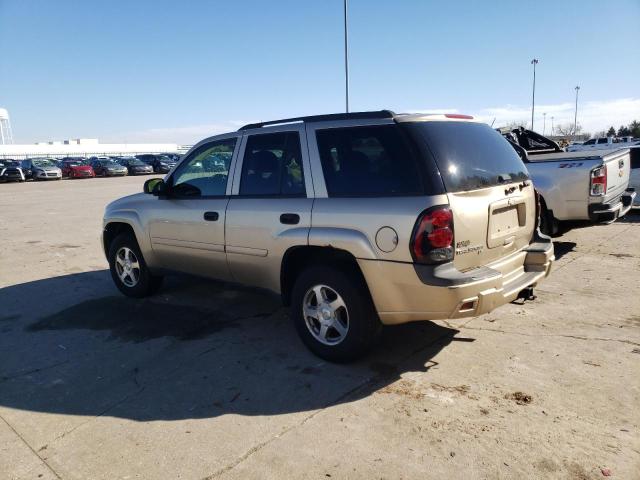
top-left (108, 233), bottom-right (163, 298)
top-left (291, 265), bottom-right (381, 362)
top-left (539, 199), bottom-right (559, 236)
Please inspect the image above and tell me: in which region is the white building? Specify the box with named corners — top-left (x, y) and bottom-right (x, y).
top-left (0, 138), bottom-right (179, 159)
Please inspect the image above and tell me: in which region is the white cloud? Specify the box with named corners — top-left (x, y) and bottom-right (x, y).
top-left (102, 120), bottom-right (252, 145)
top-left (406, 98), bottom-right (640, 134)
top-left (104, 97), bottom-right (639, 144)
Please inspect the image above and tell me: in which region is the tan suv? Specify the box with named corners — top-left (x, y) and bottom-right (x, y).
top-left (102, 110), bottom-right (554, 361)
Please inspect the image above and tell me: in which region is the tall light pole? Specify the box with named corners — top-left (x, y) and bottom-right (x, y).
top-left (543, 112), bottom-right (547, 135)
top-left (551, 116), bottom-right (554, 136)
top-left (573, 85), bottom-right (580, 136)
top-left (530, 58), bottom-right (539, 130)
top-left (344, 0), bottom-right (349, 113)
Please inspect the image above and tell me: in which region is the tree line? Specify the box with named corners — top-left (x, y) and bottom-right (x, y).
top-left (605, 120), bottom-right (640, 138)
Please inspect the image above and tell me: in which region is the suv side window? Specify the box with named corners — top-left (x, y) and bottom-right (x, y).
top-left (597, 138), bottom-right (609, 144)
top-left (316, 125), bottom-right (424, 197)
top-left (171, 138), bottom-right (237, 197)
top-left (584, 139), bottom-right (596, 145)
top-left (239, 132), bottom-right (305, 196)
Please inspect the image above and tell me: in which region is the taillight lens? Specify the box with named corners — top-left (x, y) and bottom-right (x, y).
top-left (411, 206), bottom-right (454, 264)
top-left (590, 165), bottom-right (607, 196)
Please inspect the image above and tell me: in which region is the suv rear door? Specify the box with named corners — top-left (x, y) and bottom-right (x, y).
top-left (405, 121), bottom-right (536, 272)
top-left (225, 125), bottom-right (313, 292)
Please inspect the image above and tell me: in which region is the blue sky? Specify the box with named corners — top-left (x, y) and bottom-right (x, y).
top-left (1, 0), bottom-right (639, 144)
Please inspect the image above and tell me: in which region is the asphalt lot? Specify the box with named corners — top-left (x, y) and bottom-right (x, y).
top-left (0, 176), bottom-right (639, 480)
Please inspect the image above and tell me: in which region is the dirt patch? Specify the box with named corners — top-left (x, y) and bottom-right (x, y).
top-left (626, 315), bottom-right (640, 327)
top-left (379, 380), bottom-right (424, 400)
top-left (505, 391), bottom-right (533, 405)
top-left (431, 383), bottom-right (470, 395)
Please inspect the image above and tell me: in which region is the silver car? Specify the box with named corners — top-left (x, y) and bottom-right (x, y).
top-left (103, 111), bottom-right (554, 361)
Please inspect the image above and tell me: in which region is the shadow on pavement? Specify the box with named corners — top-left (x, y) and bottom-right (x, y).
top-left (0, 271), bottom-right (461, 422)
top-left (552, 241), bottom-right (577, 260)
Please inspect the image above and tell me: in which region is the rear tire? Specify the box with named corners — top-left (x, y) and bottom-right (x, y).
top-left (539, 198), bottom-right (559, 236)
top-left (108, 233), bottom-right (163, 298)
top-left (291, 265), bottom-right (381, 362)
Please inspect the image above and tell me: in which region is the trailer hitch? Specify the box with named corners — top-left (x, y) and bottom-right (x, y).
top-left (512, 287), bottom-right (537, 304)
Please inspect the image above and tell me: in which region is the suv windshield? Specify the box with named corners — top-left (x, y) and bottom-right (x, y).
top-left (404, 121), bottom-right (530, 192)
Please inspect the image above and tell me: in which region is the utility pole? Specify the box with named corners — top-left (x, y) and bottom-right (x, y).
top-left (551, 116), bottom-right (554, 135)
top-left (573, 85), bottom-right (580, 136)
top-left (543, 112), bottom-right (547, 135)
top-left (344, 0), bottom-right (349, 113)
top-left (530, 58), bottom-right (539, 130)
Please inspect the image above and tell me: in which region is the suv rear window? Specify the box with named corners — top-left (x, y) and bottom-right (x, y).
top-left (316, 125), bottom-right (426, 197)
top-left (404, 121), bottom-right (529, 192)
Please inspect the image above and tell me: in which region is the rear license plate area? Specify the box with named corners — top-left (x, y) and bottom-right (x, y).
top-left (487, 201), bottom-right (526, 248)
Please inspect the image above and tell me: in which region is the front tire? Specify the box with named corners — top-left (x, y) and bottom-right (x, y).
top-left (291, 265), bottom-right (381, 362)
top-left (108, 233), bottom-right (163, 298)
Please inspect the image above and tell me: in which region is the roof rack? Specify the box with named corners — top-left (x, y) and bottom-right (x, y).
top-left (238, 110), bottom-right (396, 131)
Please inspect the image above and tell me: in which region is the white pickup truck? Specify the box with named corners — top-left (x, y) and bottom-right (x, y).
top-left (568, 136), bottom-right (639, 152)
top-left (500, 127), bottom-right (636, 234)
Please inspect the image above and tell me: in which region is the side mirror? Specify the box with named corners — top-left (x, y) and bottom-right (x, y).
top-left (143, 178), bottom-right (167, 196)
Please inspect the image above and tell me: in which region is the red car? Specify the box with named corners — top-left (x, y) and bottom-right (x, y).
top-left (61, 159), bottom-right (95, 179)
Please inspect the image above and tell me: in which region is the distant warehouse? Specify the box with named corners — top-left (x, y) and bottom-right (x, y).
top-left (0, 138), bottom-right (187, 159)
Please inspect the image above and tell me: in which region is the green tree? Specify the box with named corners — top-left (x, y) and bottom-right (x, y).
top-left (618, 125), bottom-right (631, 136)
top-left (606, 126), bottom-right (616, 136)
top-left (630, 120), bottom-right (640, 138)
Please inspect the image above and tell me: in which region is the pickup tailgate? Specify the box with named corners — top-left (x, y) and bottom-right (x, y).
top-left (602, 149), bottom-right (631, 201)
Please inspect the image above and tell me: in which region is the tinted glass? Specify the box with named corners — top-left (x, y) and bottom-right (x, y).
top-left (405, 121), bottom-right (529, 192)
top-left (171, 138), bottom-right (236, 197)
top-left (584, 139), bottom-right (596, 145)
top-left (597, 138), bottom-right (609, 144)
top-left (316, 125), bottom-right (424, 197)
top-left (239, 132), bottom-right (305, 196)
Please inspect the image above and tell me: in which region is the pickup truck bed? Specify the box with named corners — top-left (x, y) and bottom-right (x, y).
top-left (527, 148), bottom-right (634, 223)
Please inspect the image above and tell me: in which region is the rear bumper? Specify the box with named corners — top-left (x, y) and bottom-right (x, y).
top-left (358, 239), bottom-right (554, 325)
top-left (589, 189), bottom-right (636, 222)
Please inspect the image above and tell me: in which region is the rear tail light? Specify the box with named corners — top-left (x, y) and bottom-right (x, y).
top-left (411, 206), bottom-right (454, 264)
top-left (590, 165), bottom-right (607, 196)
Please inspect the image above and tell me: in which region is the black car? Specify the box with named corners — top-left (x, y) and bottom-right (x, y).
top-left (136, 154), bottom-right (177, 173)
top-left (116, 157), bottom-right (154, 175)
top-left (0, 160), bottom-right (26, 182)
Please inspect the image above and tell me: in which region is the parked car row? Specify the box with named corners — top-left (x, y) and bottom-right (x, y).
top-left (0, 154), bottom-right (180, 183)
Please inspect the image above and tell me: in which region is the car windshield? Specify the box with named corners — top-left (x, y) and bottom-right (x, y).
top-left (124, 158), bottom-right (145, 165)
top-left (100, 160), bottom-right (117, 165)
top-left (158, 155), bottom-right (173, 162)
top-left (66, 161), bottom-right (85, 166)
top-left (32, 159), bottom-right (55, 168)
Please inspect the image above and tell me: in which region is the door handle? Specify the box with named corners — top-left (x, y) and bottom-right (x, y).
top-left (203, 211), bottom-right (219, 221)
top-left (280, 213), bottom-right (300, 225)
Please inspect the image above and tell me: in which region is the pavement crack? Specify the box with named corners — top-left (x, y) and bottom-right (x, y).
top-left (461, 325), bottom-right (640, 346)
top-left (0, 360), bottom-right (70, 384)
top-left (0, 413), bottom-right (62, 479)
